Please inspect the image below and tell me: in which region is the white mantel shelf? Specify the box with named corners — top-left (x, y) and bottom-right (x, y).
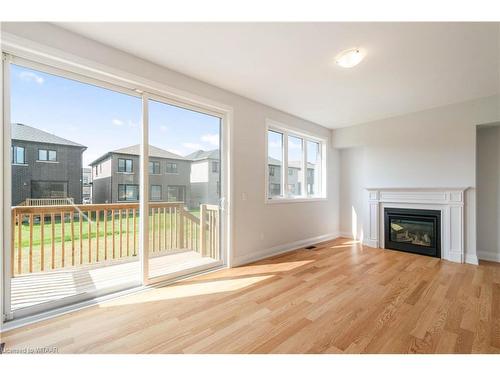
top-left (365, 187), bottom-right (473, 264)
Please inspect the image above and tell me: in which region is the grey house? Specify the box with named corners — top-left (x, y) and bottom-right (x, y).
top-left (90, 145), bottom-right (191, 204)
top-left (186, 149), bottom-right (220, 207)
top-left (11, 123), bottom-right (87, 206)
top-left (268, 157), bottom-right (316, 197)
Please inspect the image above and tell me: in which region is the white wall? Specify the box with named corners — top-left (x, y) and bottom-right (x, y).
top-left (334, 95), bottom-right (500, 263)
top-left (476, 125), bottom-right (500, 261)
top-left (1, 22), bottom-right (340, 266)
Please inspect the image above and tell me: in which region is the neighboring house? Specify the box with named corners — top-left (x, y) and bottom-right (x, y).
top-left (267, 157), bottom-right (283, 196)
top-left (82, 167), bottom-right (92, 202)
top-left (90, 145), bottom-right (191, 204)
top-left (186, 149), bottom-right (220, 208)
top-left (267, 158), bottom-right (316, 197)
top-left (11, 123), bottom-right (87, 206)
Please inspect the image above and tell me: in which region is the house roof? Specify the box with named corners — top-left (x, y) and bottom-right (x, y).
top-left (90, 144), bottom-right (185, 165)
top-left (186, 149), bottom-right (220, 161)
top-left (268, 158), bottom-right (316, 169)
top-left (11, 123), bottom-right (86, 148)
top-left (268, 157), bottom-right (281, 166)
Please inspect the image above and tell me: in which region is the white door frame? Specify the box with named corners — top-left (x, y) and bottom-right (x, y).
top-left (0, 37), bottom-right (234, 325)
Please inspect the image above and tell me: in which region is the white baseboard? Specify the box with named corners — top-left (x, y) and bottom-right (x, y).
top-left (232, 232), bottom-right (339, 267)
top-left (465, 254), bottom-right (479, 265)
top-left (477, 249), bottom-right (500, 263)
top-left (363, 239), bottom-right (378, 248)
top-left (338, 231), bottom-right (354, 239)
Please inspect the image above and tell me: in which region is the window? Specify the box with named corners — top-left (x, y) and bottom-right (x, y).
top-left (149, 161), bottom-right (160, 174)
top-left (12, 146), bottom-right (26, 164)
top-left (99, 163), bottom-right (102, 173)
top-left (212, 161), bottom-right (219, 173)
top-left (166, 162), bottom-right (178, 174)
top-left (270, 183), bottom-right (281, 196)
top-left (150, 185), bottom-right (162, 201)
top-left (167, 186), bottom-right (186, 202)
top-left (266, 123), bottom-right (325, 201)
top-left (306, 140), bottom-right (321, 196)
top-left (118, 158), bottom-right (133, 173)
top-left (287, 135), bottom-right (303, 197)
top-left (118, 184), bottom-right (139, 201)
top-left (38, 149), bottom-right (57, 161)
top-left (267, 130), bottom-right (283, 197)
top-left (94, 165), bottom-right (98, 177)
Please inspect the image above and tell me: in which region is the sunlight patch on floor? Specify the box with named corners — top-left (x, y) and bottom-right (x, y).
top-left (233, 260), bottom-right (314, 276)
top-left (101, 275), bottom-right (275, 307)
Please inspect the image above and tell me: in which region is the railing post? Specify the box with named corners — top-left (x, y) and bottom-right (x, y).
top-left (200, 204), bottom-right (207, 257)
top-left (178, 204), bottom-right (185, 249)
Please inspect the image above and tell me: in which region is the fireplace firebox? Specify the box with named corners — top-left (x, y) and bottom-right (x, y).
top-left (384, 208), bottom-right (441, 258)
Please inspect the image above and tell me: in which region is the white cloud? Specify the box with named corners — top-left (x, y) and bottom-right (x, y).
top-left (182, 142), bottom-right (202, 150)
top-left (19, 71), bottom-right (44, 85)
top-left (112, 118), bottom-right (124, 126)
top-left (128, 120), bottom-right (138, 128)
top-left (160, 125), bottom-right (168, 132)
top-left (201, 133), bottom-right (219, 147)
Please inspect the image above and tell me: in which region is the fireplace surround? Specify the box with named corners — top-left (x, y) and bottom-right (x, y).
top-left (384, 207), bottom-right (441, 258)
top-left (365, 187), bottom-right (472, 264)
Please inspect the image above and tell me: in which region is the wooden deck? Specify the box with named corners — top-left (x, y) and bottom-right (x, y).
top-left (11, 251), bottom-right (218, 311)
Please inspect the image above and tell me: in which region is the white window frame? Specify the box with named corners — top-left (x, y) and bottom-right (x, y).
top-left (265, 119), bottom-right (327, 204)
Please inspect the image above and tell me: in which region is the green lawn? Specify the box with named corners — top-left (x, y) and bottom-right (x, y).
top-left (13, 209), bottom-right (201, 275)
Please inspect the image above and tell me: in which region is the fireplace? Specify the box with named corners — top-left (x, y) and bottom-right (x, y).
top-left (384, 208), bottom-right (441, 258)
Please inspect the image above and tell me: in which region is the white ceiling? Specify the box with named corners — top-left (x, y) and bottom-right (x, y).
top-left (57, 22), bottom-right (499, 129)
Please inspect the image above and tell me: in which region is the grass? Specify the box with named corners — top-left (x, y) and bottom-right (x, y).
top-left (12, 209), bottom-right (202, 275)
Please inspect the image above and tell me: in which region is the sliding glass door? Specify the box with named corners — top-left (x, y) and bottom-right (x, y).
top-left (2, 53), bottom-right (227, 322)
top-left (5, 59), bottom-right (143, 318)
top-left (146, 97), bottom-right (223, 282)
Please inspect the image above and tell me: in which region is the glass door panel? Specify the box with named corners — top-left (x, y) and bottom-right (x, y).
top-left (147, 98), bottom-right (222, 280)
top-left (7, 62), bottom-right (142, 318)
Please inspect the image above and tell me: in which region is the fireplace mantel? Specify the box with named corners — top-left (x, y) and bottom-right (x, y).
top-left (364, 187), bottom-right (471, 264)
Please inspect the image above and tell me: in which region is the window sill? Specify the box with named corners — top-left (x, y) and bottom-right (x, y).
top-left (12, 163), bottom-right (28, 166)
top-left (116, 172), bottom-right (134, 175)
top-left (165, 172), bottom-right (179, 175)
top-left (35, 160), bottom-right (58, 163)
top-left (265, 196), bottom-right (327, 204)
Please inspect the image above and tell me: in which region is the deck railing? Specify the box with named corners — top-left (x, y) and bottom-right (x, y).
top-left (11, 202), bottom-right (219, 276)
top-left (20, 198), bottom-right (75, 206)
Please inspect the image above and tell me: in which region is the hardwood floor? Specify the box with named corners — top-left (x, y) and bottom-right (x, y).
top-left (2, 238), bottom-right (500, 354)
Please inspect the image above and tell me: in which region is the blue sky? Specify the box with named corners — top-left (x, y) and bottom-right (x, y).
top-left (268, 130), bottom-right (319, 165)
top-left (10, 64), bottom-right (220, 167)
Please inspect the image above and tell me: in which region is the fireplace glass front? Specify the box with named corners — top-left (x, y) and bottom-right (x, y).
top-left (384, 208), bottom-right (441, 258)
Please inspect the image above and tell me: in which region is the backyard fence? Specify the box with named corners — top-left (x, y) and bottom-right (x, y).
top-left (11, 201), bottom-right (219, 276)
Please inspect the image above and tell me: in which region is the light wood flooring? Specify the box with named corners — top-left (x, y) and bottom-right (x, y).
top-left (2, 238), bottom-right (500, 354)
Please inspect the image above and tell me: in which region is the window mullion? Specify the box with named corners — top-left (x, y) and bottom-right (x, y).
top-left (303, 138), bottom-right (307, 197)
top-left (283, 131), bottom-right (288, 198)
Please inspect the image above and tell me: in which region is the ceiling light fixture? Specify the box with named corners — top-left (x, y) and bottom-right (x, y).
top-left (335, 48), bottom-right (365, 68)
